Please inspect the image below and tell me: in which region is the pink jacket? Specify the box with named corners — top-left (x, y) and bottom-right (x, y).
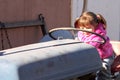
top-left (77, 23), bottom-right (113, 59)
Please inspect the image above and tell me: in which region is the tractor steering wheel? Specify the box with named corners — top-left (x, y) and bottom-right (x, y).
top-left (48, 27), bottom-right (106, 45)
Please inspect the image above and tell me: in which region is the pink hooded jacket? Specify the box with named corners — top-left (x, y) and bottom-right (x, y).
top-left (77, 23), bottom-right (113, 59)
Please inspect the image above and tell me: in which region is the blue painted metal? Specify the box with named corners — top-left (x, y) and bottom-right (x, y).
top-left (0, 39), bottom-right (102, 80)
top-left (40, 30), bottom-right (74, 42)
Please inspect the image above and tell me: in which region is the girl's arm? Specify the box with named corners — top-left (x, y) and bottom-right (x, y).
top-left (86, 35), bottom-right (103, 48)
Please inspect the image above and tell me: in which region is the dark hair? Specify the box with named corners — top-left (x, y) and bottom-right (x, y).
top-left (97, 14), bottom-right (107, 29)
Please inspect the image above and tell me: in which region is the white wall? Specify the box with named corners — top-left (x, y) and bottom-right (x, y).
top-left (71, 0), bottom-right (120, 41)
top-left (71, 0), bottom-right (83, 26)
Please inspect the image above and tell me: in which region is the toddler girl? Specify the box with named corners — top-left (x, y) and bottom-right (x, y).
top-left (74, 11), bottom-right (114, 80)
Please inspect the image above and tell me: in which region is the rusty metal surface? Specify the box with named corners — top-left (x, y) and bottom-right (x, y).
top-left (0, 39), bottom-right (102, 80)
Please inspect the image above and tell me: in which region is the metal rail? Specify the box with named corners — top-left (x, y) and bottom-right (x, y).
top-left (0, 14), bottom-right (48, 36)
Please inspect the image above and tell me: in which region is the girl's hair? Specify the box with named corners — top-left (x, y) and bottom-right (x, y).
top-left (74, 11), bottom-right (107, 29)
top-left (97, 14), bottom-right (107, 29)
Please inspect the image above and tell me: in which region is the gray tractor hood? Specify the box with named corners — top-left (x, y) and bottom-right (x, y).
top-left (0, 39), bottom-right (102, 80)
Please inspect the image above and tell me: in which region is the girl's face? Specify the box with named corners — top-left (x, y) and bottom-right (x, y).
top-left (81, 24), bottom-right (95, 35)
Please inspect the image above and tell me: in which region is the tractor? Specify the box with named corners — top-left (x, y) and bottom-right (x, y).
top-left (0, 27), bottom-right (119, 80)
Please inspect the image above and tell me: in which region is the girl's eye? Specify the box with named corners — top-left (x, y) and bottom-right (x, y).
top-left (86, 27), bottom-right (91, 29)
top-left (84, 27), bottom-right (90, 29)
